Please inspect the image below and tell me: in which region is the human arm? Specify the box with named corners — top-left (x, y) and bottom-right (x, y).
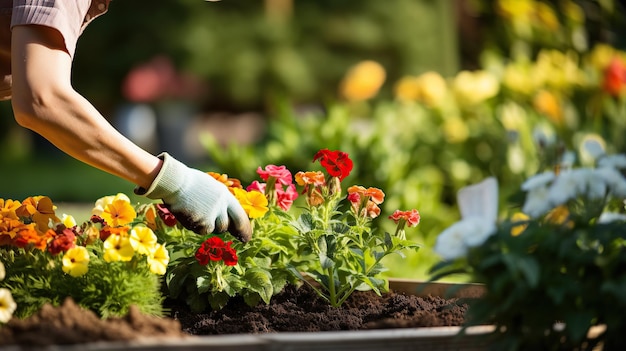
top-left (9, 25), bottom-right (251, 241)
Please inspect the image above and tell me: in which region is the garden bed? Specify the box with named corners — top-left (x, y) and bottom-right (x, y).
top-left (0, 280), bottom-right (493, 351)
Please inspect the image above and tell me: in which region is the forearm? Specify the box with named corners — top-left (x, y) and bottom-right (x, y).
top-left (13, 89), bottom-right (161, 189)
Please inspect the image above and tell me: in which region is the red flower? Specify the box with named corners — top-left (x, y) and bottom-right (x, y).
top-left (389, 209), bottom-right (421, 227)
top-left (313, 149), bottom-right (353, 181)
top-left (603, 57), bottom-right (626, 97)
top-left (156, 203), bottom-right (177, 227)
top-left (195, 236), bottom-right (238, 266)
top-left (222, 242), bottom-right (238, 266)
top-left (48, 228), bottom-right (76, 255)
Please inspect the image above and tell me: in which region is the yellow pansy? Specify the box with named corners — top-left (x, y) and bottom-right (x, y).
top-left (61, 214), bottom-right (77, 228)
top-left (130, 226), bottom-right (158, 256)
top-left (147, 244), bottom-right (170, 275)
top-left (103, 235), bottom-right (135, 262)
top-left (62, 246), bottom-right (90, 277)
top-left (233, 188), bottom-right (269, 219)
top-left (101, 199), bottom-right (137, 227)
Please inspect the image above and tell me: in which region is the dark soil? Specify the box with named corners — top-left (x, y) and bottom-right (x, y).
top-left (0, 283), bottom-right (469, 347)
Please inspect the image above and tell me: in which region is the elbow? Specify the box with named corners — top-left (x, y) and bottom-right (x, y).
top-left (11, 87), bottom-right (59, 132)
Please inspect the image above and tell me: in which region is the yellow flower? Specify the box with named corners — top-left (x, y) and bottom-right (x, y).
top-left (417, 71), bottom-right (448, 107)
top-left (147, 244), bottom-right (170, 275)
top-left (453, 70), bottom-right (499, 106)
top-left (62, 246), bottom-right (90, 277)
top-left (394, 76), bottom-right (420, 102)
top-left (16, 196), bottom-right (59, 233)
top-left (533, 90), bottom-right (563, 126)
top-left (545, 205), bottom-right (574, 228)
top-left (0, 288), bottom-right (17, 323)
top-left (130, 226), bottom-right (158, 256)
top-left (442, 117), bottom-right (469, 143)
top-left (0, 199), bottom-right (21, 221)
top-left (510, 212), bottom-right (530, 236)
top-left (339, 60), bottom-right (386, 102)
top-left (103, 235), bottom-right (135, 262)
top-left (233, 188), bottom-right (269, 219)
top-left (60, 214), bottom-right (77, 228)
top-left (101, 199), bottom-right (137, 227)
top-left (0, 260), bottom-right (5, 281)
top-left (92, 193), bottom-right (131, 217)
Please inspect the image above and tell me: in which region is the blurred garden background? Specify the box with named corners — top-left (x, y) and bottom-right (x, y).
top-left (1, 0), bottom-right (625, 279)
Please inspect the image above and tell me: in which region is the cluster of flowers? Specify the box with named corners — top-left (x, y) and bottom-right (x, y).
top-left (434, 140), bottom-right (626, 261)
top-left (0, 194), bottom-right (170, 278)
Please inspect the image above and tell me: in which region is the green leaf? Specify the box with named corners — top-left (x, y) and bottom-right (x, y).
top-left (319, 252), bottom-right (335, 269)
top-left (243, 268), bottom-right (273, 304)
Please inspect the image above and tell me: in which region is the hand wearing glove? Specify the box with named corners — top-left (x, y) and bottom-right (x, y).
top-left (135, 153), bottom-right (252, 242)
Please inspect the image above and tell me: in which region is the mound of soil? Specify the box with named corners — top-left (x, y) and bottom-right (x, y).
top-left (0, 283), bottom-right (469, 347)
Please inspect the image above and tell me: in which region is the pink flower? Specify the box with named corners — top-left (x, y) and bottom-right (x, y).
top-left (246, 181), bottom-right (266, 194)
top-left (257, 165), bottom-right (293, 186)
top-left (276, 184), bottom-right (299, 211)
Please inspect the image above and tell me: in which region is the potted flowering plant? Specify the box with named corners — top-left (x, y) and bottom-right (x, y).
top-left (160, 148), bottom-right (422, 311)
top-left (0, 194), bottom-right (170, 318)
top-left (430, 139), bottom-right (626, 350)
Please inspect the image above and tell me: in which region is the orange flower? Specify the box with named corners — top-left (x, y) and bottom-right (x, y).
top-left (295, 171), bottom-right (326, 187)
top-left (347, 186), bottom-right (385, 204)
top-left (339, 60), bottom-right (386, 102)
top-left (208, 172), bottom-right (243, 194)
top-left (533, 90), bottom-right (563, 126)
top-left (0, 199), bottom-right (21, 221)
top-left (16, 196), bottom-right (59, 233)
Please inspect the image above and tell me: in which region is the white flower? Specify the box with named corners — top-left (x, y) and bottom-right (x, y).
top-left (461, 217), bottom-right (497, 247)
top-left (521, 171), bottom-right (556, 192)
top-left (434, 221), bottom-right (469, 261)
top-left (598, 154), bottom-right (626, 170)
top-left (547, 170), bottom-right (581, 206)
top-left (434, 217), bottom-right (496, 261)
top-left (598, 212), bottom-right (626, 223)
top-left (584, 169), bottom-right (608, 200)
top-left (0, 261), bottom-right (4, 281)
top-left (581, 137), bottom-right (606, 160)
top-left (596, 167), bottom-right (626, 198)
top-left (0, 288), bottom-right (16, 323)
top-left (522, 185), bottom-right (553, 218)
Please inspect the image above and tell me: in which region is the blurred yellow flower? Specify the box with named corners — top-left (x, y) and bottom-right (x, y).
top-left (62, 246), bottom-right (90, 277)
top-left (0, 288), bottom-right (16, 323)
top-left (545, 205), bottom-right (574, 228)
top-left (147, 243), bottom-right (169, 275)
top-left (417, 71), bottom-right (448, 107)
top-left (339, 60), bottom-right (386, 102)
top-left (511, 212), bottom-right (530, 236)
top-left (535, 2), bottom-right (559, 31)
top-left (233, 188), bottom-right (269, 219)
top-left (394, 76), bottom-right (420, 102)
top-left (103, 234), bottom-right (135, 262)
top-left (442, 117), bottom-right (469, 143)
top-left (0, 199), bottom-right (20, 221)
top-left (0, 260), bottom-right (5, 281)
top-left (533, 90), bottom-right (563, 126)
top-left (130, 226), bottom-right (158, 256)
top-left (503, 61), bottom-right (539, 96)
top-left (101, 199), bottom-right (137, 227)
top-left (453, 70), bottom-right (500, 106)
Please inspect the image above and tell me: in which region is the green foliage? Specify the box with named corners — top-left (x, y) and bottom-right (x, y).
top-left (160, 212), bottom-right (298, 312)
top-left (1, 244), bottom-right (164, 319)
top-left (430, 145), bottom-right (626, 350)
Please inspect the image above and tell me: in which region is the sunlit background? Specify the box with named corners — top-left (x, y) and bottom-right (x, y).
top-left (1, 0), bottom-right (624, 279)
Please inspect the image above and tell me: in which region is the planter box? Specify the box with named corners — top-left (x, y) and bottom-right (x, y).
top-left (3, 279), bottom-right (494, 351)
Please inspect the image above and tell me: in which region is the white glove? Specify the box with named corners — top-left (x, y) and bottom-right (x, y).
top-left (135, 153), bottom-right (252, 242)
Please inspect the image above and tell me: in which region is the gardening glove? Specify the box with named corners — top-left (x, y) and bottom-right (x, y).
top-left (134, 152), bottom-right (252, 242)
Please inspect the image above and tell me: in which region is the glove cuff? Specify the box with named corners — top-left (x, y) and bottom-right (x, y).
top-left (134, 152), bottom-right (186, 200)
